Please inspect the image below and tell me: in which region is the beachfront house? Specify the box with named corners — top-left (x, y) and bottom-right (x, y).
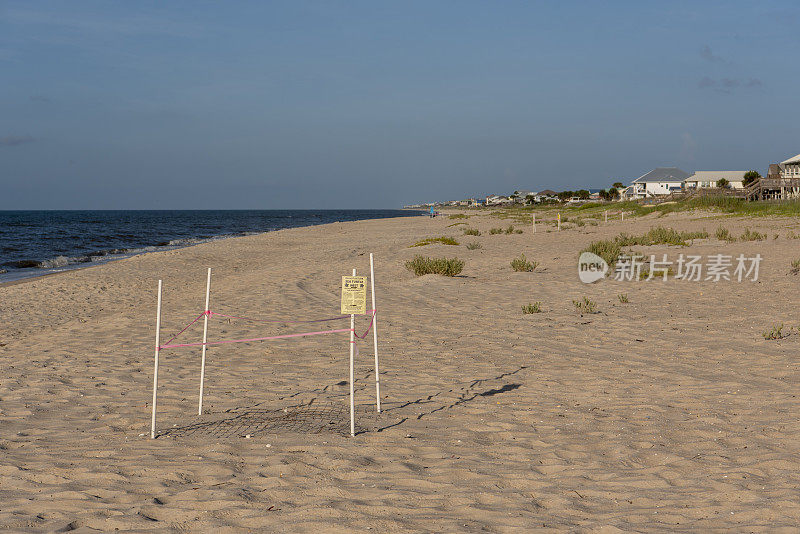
top-left (629, 167), bottom-right (690, 198)
top-left (781, 153), bottom-right (800, 179)
top-left (485, 194), bottom-right (512, 206)
top-left (684, 171), bottom-right (746, 190)
top-left (532, 189), bottom-right (558, 203)
top-left (511, 191), bottom-right (535, 204)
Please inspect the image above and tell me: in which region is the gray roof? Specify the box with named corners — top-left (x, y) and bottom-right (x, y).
top-left (685, 171), bottom-right (747, 182)
top-left (632, 167), bottom-right (691, 183)
top-left (782, 153), bottom-right (800, 165)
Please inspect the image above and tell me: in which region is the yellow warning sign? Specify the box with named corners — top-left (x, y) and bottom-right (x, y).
top-left (341, 276), bottom-right (367, 315)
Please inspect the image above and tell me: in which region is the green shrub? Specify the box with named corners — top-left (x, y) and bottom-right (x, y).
top-left (411, 236), bottom-right (460, 247)
top-left (573, 297), bottom-right (597, 315)
top-left (448, 213), bottom-right (469, 219)
top-left (618, 294), bottom-right (629, 303)
top-left (616, 227), bottom-right (708, 247)
top-left (740, 228), bottom-right (766, 241)
top-left (405, 256), bottom-right (464, 277)
top-left (505, 225), bottom-right (516, 234)
top-left (489, 227), bottom-right (503, 235)
top-left (510, 254), bottom-right (538, 272)
top-left (763, 324), bottom-right (785, 340)
top-left (790, 259), bottom-right (800, 275)
top-left (466, 241), bottom-right (482, 250)
top-left (463, 228), bottom-right (481, 236)
top-left (583, 239), bottom-right (622, 267)
top-left (716, 226), bottom-right (732, 241)
top-left (522, 302), bottom-right (542, 314)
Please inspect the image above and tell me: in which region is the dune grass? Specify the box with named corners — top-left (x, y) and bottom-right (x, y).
top-left (740, 228), bottom-right (766, 241)
top-left (581, 227), bottom-right (707, 268)
top-left (411, 236), bottom-right (460, 247)
top-left (510, 254), bottom-right (538, 272)
top-left (522, 302), bottom-right (542, 314)
top-left (405, 256), bottom-right (464, 276)
top-left (573, 297), bottom-right (597, 315)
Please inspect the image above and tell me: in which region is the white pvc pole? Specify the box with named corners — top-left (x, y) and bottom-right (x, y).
top-left (349, 268), bottom-right (356, 436)
top-left (621, 211), bottom-right (625, 222)
top-left (532, 213), bottom-right (536, 234)
top-left (604, 210), bottom-right (608, 223)
top-left (150, 280), bottom-right (163, 439)
top-left (369, 253), bottom-right (381, 413)
top-left (198, 267), bottom-right (212, 415)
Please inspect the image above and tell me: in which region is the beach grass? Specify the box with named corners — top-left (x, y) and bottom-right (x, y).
top-left (405, 255), bottom-right (464, 276)
top-left (510, 254), bottom-right (537, 272)
top-left (411, 236), bottom-right (460, 247)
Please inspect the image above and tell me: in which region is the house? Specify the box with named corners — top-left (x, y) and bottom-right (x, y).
top-left (684, 171), bottom-right (747, 190)
top-left (630, 167), bottom-right (690, 198)
top-left (511, 190), bottom-right (535, 204)
top-left (528, 189), bottom-right (557, 203)
top-left (588, 188), bottom-right (606, 200)
top-left (755, 153), bottom-right (800, 200)
top-left (485, 195), bottom-right (511, 206)
top-left (781, 153), bottom-right (800, 179)
top-left (621, 185), bottom-right (636, 201)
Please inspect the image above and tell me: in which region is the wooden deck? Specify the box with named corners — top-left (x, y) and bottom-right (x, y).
top-left (651, 177), bottom-right (800, 203)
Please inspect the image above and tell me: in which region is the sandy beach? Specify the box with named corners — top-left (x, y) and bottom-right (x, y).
top-left (3, 210), bottom-right (800, 531)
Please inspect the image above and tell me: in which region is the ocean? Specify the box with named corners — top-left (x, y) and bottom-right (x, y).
top-left (0, 210), bottom-right (423, 283)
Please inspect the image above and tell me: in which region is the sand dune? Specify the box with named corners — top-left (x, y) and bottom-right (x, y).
top-left (2, 211), bottom-right (800, 531)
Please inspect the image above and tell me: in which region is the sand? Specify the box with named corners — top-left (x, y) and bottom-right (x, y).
top-left (2, 210), bottom-right (800, 531)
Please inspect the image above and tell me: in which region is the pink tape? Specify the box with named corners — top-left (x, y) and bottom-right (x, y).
top-left (354, 312), bottom-right (375, 339)
top-left (157, 309), bottom-right (377, 350)
top-left (160, 312), bottom-right (207, 346)
top-left (209, 311), bottom-right (350, 324)
top-left (159, 327), bottom-right (354, 350)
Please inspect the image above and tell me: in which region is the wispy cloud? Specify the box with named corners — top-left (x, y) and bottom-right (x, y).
top-left (698, 77), bottom-right (762, 94)
top-left (29, 94), bottom-right (51, 103)
top-left (0, 135), bottom-right (35, 147)
top-left (699, 45), bottom-right (725, 63)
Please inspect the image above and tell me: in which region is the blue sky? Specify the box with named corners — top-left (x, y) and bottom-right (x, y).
top-left (1, 1), bottom-right (798, 209)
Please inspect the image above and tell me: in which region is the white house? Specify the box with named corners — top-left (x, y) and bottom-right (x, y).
top-left (485, 195), bottom-right (511, 206)
top-left (781, 153), bottom-right (800, 179)
top-left (684, 171), bottom-right (747, 190)
top-left (630, 167), bottom-right (690, 198)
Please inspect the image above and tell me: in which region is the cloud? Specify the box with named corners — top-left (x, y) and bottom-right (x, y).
top-left (29, 94), bottom-right (51, 103)
top-left (0, 135), bottom-right (35, 147)
top-left (700, 45), bottom-right (725, 63)
top-left (698, 77), bottom-right (762, 94)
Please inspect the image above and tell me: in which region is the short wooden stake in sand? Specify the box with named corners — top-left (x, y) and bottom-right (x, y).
top-left (349, 268), bottom-right (356, 436)
top-left (369, 253), bottom-right (381, 413)
top-left (198, 267), bottom-right (211, 415)
top-left (557, 213), bottom-right (561, 231)
top-left (150, 280), bottom-right (162, 439)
